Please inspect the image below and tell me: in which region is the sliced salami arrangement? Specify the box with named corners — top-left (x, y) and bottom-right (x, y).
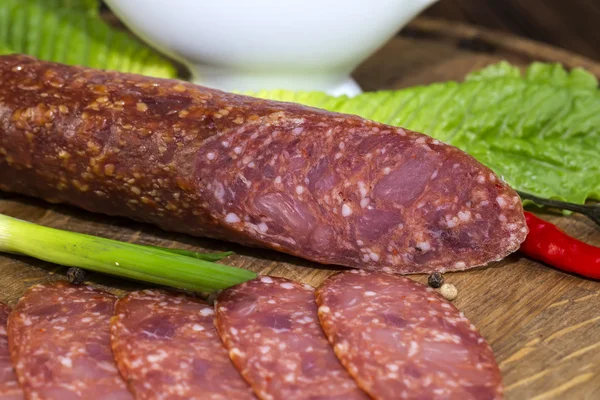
top-left (110, 290), bottom-right (255, 400)
top-left (7, 282), bottom-right (131, 400)
top-left (0, 303), bottom-right (22, 400)
top-left (315, 270), bottom-right (503, 400)
top-left (0, 55), bottom-right (527, 275)
top-left (215, 277), bottom-right (368, 400)
top-left (0, 275), bottom-right (504, 399)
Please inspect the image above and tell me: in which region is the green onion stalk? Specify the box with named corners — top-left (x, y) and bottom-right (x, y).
top-left (0, 214), bottom-right (256, 292)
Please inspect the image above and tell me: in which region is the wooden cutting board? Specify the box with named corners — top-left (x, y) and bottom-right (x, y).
top-left (1, 17), bottom-right (599, 400)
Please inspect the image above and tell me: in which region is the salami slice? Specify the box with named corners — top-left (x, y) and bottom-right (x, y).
top-left (7, 282), bottom-right (131, 399)
top-left (215, 277), bottom-right (368, 400)
top-left (0, 55), bottom-right (527, 274)
top-left (316, 271), bottom-right (503, 400)
top-left (0, 303), bottom-right (22, 400)
top-left (110, 290), bottom-right (255, 400)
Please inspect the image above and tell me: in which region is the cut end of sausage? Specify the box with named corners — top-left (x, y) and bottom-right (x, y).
top-left (197, 116), bottom-right (527, 274)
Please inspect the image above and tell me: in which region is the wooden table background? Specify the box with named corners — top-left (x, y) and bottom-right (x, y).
top-left (423, 0), bottom-right (600, 61)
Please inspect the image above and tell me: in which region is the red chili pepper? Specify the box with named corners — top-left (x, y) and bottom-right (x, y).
top-left (520, 211), bottom-right (600, 280)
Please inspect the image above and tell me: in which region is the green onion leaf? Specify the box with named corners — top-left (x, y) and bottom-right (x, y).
top-left (141, 245), bottom-right (234, 262)
top-left (0, 214), bottom-right (255, 292)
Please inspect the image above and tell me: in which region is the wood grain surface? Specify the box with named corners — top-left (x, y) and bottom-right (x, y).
top-left (424, 0), bottom-right (600, 61)
top-left (1, 18), bottom-right (600, 400)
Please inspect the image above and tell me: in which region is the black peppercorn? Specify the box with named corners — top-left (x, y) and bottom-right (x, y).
top-left (428, 272), bottom-right (444, 288)
top-left (66, 267), bottom-right (86, 285)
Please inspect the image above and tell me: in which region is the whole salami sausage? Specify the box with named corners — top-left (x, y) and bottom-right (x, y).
top-left (110, 290), bottom-right (255, 400)
top-left (7, 282), bottom-right (131, 399)
top-left (215, 276), bottom-right (368, 400)
top-left (0, 303), bottom-right (22, 400)
top-left (315, 270), bottom-right (503, 400)
top-left (0, 55), bottom-right (527, 274)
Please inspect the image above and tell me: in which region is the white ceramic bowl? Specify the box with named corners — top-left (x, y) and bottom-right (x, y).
top-left (105, 0), bottom-right (437, 95)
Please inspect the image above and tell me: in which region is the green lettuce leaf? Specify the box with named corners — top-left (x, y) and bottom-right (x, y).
top-left (251, 63), bottom-right (600, 204)
top-left (0, 0), bottom-right (176, 78)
